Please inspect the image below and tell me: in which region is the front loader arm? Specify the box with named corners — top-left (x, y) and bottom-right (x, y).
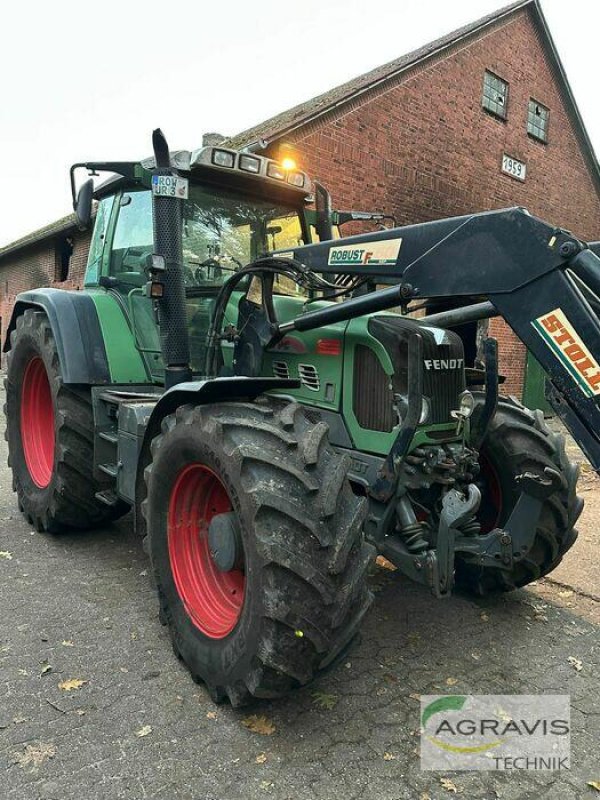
top-left (280, 206), bottom-right (600, 471)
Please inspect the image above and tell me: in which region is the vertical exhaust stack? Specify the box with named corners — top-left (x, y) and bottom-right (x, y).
top-left (151, 129), bottom-right (192, 388)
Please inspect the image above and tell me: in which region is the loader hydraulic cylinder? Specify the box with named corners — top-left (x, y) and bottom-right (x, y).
top-left (277, 284), bottom-right (405, 335)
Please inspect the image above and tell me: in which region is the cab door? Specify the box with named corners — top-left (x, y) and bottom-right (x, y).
top-left (106, 189), bottom-right (165, 381)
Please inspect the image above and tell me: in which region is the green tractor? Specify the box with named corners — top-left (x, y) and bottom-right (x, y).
top-left (5, 129), bottom-right (592, 705)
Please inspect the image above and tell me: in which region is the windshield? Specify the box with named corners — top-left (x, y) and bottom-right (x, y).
top-left (182, 184), bottom-right (305, 291)
top-left (108, 185), bottom-right (306, 297)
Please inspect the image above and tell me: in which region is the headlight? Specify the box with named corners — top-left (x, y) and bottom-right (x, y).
top-left (419, 396), bottom-right (430, 424)
top-left (239, 154), bottom-right (260, 173)
top-left (458, 390), bottom-right (475, 418)
top-left (212, 149), bottom-right (235, 168)
top-left (267, 162), bottom-right (286, 180)
top-left (287, 171), bottom-right (305, 187)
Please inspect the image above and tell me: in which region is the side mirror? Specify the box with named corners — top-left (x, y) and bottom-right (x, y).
top-left (74, 178), bottom-right (94, 230)
top-left (314, 181), bottom-right (333, 242)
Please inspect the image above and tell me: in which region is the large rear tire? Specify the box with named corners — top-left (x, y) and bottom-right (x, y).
top-left (455, 394), bottom-right (583, 595)
top-left (144, 398), bottom-right (374, 706)
top-left (4, 309), bottom-right (129, 532)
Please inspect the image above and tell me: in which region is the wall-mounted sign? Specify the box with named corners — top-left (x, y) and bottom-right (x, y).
top-left (501, 154), bottom-right (527, 182)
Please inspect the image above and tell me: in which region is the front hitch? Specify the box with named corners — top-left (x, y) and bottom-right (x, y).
top-left (381, 467), bottom-right (562, 598)
top-left (455, 467), bottom-right (563, 572)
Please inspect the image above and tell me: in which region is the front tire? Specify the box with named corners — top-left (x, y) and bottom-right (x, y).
top-left (4, 309), bottom-right (129, 532)
top-left (144, 398), bottom-right (374, 706)
top-left (455, 394), bottom-right (583, 595)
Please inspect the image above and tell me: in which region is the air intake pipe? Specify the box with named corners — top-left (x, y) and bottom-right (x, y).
top-left (151, 129), bottom-right (192, 388)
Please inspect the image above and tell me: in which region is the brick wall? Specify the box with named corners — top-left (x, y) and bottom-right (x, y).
top-left (0, 230), bottom-right (91, 359)
top-left (276, 6), bottom-right (600, 395)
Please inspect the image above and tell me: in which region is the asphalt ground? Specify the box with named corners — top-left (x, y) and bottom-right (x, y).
top-left (1, 377), bottom-right (598, 800)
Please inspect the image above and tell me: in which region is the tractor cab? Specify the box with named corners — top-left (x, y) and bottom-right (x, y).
top-left (76, 145), bottom-right (317, 381)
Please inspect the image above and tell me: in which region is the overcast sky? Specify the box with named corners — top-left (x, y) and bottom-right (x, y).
top-left (1, 0), bottom-right (599, 247)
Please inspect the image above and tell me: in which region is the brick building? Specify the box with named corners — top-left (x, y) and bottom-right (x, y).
top-left (1, 0), bottom-right (599, 398)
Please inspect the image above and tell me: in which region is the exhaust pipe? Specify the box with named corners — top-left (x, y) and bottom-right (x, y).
top-left (151, 129), bottom-right (192, 388)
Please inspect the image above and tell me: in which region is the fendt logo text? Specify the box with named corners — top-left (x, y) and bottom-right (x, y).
top-left (533, 307), bottom-right (600, 397)
top-left (424, 358), bottom-right (464, 370)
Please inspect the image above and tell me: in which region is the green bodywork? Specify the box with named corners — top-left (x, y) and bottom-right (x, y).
top-left (86, 280), bottom-right (458, 457)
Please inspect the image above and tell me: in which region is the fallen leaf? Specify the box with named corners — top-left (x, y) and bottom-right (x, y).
top-left (206, 711), bottom-right (217, 720)
top-left (445, 677), bottom-right (458, 686)
top-left (294, 629), bottom-right (304, 638)
top-left (75, 709), bottom-right (86, 716)
top-left (260, 780), bottom-right (274, 791)
top-left (0, 551), bottom-right (13, 560)
top-left (241, 715), bottom-right (276, 735)
top-left (61, 640), bottom-right (74, 647)
top-left (383, 752), bottom-right (396, 760)
top-left (440, 777), bottom-right (458, 793)
top-left (311, 691), bottom-right (338, 710)
top-left (40, 661), bottom-right (52, 676)
top-left (58, 678), bottom-right (86, 691)
top-left (558, 590), bottom-right (574, 598)
top-left (588, 781), bottom-right (600, 792)
top-left (375, 555), bottom-right (397, 571)
top-left (256, 752), bottom-right (267, 764)
top-left (420, 794), bottom-right (432, 800)
top-left (409, 692), bottom-right (421, 701)
top-left (567, 656), bottom-right (583, 672)
top-left (480, 612), bottom-right (489, 622)
top-left (13, 742), bottom-right (56, 771)
top-left (135, 725), bottom-right (152, 737)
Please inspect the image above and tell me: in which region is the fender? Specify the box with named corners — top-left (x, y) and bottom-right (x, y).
top-left (141, 376), bottom-right (301, 458)
top-left (3, 289), bottom-right (111, 384)
top-left (133, 376), bottom-right (301, 536)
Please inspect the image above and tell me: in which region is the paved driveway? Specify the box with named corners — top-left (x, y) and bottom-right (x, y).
top-left (1, 379), bottom-right (598, 800)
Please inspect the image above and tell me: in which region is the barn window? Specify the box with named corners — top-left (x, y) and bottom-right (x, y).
top-left (482, 70), bottom-right (508, 119)
top-left (54, 236), bottom-right (73, 282)
top-left (527, 99), bottom-right (549, 143)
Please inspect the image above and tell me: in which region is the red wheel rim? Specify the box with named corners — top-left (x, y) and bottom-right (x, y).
top-left (168, 464), bottom-right (245, 638)
top-left (21, 357), bottom-right (55, 489)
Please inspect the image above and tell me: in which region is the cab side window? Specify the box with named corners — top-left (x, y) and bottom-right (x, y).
top-left (84, 195), bottom-right (114, 285)
top-left (109, 191), bottom-right (153, 286)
